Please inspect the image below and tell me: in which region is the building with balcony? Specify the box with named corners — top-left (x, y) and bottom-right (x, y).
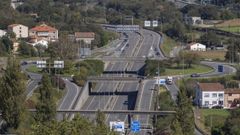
top-left (29, 24), bottom-right (58, 42)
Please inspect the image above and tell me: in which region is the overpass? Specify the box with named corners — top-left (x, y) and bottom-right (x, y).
top-left (29, 109), bottom-right (176, 115)
top-left (87, 76), bottom-right (141, 82)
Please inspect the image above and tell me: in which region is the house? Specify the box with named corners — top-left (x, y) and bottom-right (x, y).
top-left (224, 89), bottom-right (240, 108)
top-left (195, 83), bottom-right (225, 108)
top-left (0, 30), bottom-right (6, 37)
top-left (8, 24), bottom-right (28, 38)
top-left (75, 32), bottom-right (95, 44)
top-left (29, 23), bottom-right (58, 42)
top-left (29, 38), bottom-right (48, 48)
top-left (188, 43), bottom-right (206, 51)
top-left (185, 16), bottom-right (203, 26)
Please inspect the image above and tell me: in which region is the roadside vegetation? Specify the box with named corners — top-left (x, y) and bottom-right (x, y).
top-left (72, 60), bottom-right (104, 86)
top-left (145, 51), bottom-right (213, 76)
top-left (159, 34), bottom-right (178, 57)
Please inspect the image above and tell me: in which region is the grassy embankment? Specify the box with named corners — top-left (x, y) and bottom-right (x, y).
top-left (163, 64), bottom-right (213, 76)
top-left (160, 34), bottom-right (178, 57)
top-left (155, 86), bottom-right (176, 133)
top-left (196, 109), bottom-right (230, 134)
top-left (215, 19), bottom-right (240, 33)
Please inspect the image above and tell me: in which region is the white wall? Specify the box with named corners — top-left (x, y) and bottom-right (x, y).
top-left (11, 25), bottom-right (28, 38)
top-left (201, 91), bottom-right (224, 108)
top-left (190, 43), bottom-right (206, 51)
top-left (0, 30), bottom-right (6, 37)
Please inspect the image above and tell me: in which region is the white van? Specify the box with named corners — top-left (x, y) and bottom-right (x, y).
top-left (166, 76), bottom-right (173, 85)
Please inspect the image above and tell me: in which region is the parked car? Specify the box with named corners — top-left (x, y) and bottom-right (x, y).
top-left (21, 61), bottom-right (28, 66)
top-left (191, 73), bottom-right (200, 77)
top-left (212, 105), bottom-right (223, 109)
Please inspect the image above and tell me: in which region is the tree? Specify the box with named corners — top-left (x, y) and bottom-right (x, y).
top-left (176, 86), bottom-right (194, 135)
top-left (1, 36), bottom-right (13, 53)
top-left (35, 74), bottom-right (56, 123)
top-left (0, 57), bottom-right (26, 130)
top-left (170, 119), bottom-right (184, 135)
top-left (223, 108), bottom-right (240, 135)
top-left (180, 51), bottom-right (200, 68)
top-left (95, 110), bottom-right (109, 135)
top-left (199, 31), bottom-right (221, 48)
top-left (18, 41), bottom-right (37, 57)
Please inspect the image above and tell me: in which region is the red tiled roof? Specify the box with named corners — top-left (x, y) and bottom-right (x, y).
top-left (30, 24), bottom-right (57, 32)
top-left (198, 83), bottom-right (224, 91)
top-left (75, 32), bottom-right (95, 38)
top-left (225, 89), bottom-right (240, 94)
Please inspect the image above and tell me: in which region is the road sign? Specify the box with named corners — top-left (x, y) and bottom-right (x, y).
top-left (144, 21), bottom-right (151, 27)
top-left (131, 120), bottom-right (140, 133)
top-left (218, 65), bottom-right (223, 72)
top-left (36, 61), bottom-right (46, 68)
top-left (54, 61), bottom-right (64, 68)
top-left (152, 20), bottom-right (158, 27)
top-left (110, 121), bottom-right (125, 133)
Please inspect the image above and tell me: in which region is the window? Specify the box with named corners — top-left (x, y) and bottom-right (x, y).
top-left (219, 101), bottom-right (223, 105)
top-left (212, 93), bottom-right (217, 98)
top-left (212, 101), bottom-right (217, 105)
top-left (205, 101), bottom-right (209, 105)
top-left (219, 93), bottom-right (223, 98)
top-left (204, 93), bottom-right (210, 97)
top-left (228, 94), bottom-right (232, 96)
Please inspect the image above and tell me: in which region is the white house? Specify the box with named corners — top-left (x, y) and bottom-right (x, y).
top-left (189, 43), bottom-right (206, 51)
top-left (32, 39), bottom-right (48, 48)
top-left (28, 38), bottom-right (48, 48)
top-left (8, 24), bottom-right (28, 38)
top-left (195, 83), bottom-right (225, 108)
top-left (0, 30), bottom-right (7, 37)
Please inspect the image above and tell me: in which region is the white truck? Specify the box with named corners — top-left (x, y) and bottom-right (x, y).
top-left (166, 76), bottom-right (173, 85)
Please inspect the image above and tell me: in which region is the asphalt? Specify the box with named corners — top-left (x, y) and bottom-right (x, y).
top-left (21, 64), bottom-right (81, 120)
top-left (78, 29), bottom-right (164, 135)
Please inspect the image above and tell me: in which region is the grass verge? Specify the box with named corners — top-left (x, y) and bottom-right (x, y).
top-left (155, 86), bottom-right (176, 133)
top-left (193, 51), bottom-right (226, 61)
top-left (160, 34), bottom-right (178, 57)
top-left (218, 26), bottom-right (240, 33)
top-left (26, 88), bottom-right (65, 109)
top-left (196, 108), bottom-right (230, 133)
top-left (26, 65), bottom-right (42, 73)
top-left (163, 64), bottom-right (213, 76)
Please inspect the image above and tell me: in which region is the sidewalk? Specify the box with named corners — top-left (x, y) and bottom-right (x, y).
top-left (193, 107), bottom-right (210, 135)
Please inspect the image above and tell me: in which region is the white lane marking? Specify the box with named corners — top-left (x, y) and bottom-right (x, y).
top-left (58, 80), bottom-right (70, 109)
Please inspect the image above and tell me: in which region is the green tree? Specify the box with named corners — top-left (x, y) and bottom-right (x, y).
top-left (223, 108), bottom-right (240, 135)
top-left (95, 110), bottom-right (109, 135)
top-left (1, 36), bottom-right (13, 53)
top-left (199, 31), bottom-right (221, 48)
top-left (0, 57), bottom-right (26, 130)
top-left (18, 41), bottom-right (37, 57)
top-left (170, 119), bottom-right (184, 135)
top-left (35, 74), bottom-right (56, 123)
top-left (176, 86), bottom-right (194, 135)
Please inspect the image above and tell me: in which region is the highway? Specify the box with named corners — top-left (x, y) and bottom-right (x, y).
top-left (21, 64), bottom-right (80, 120)
top-left (76, 29), bottom-right (163, 135)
